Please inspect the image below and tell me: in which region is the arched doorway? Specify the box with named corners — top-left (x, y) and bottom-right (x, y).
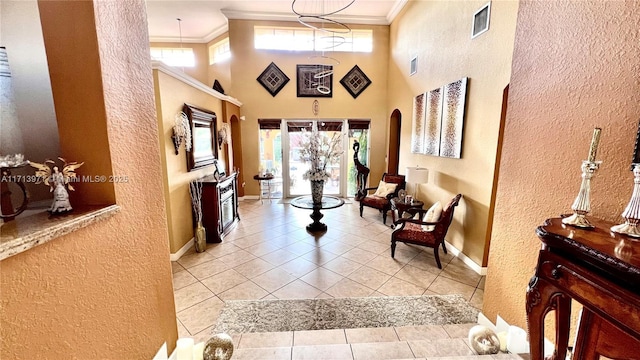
top-left (387, 109), bottom-right (402, 174)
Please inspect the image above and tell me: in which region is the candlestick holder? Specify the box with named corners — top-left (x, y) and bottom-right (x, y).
top-left (611, 163), bottom-right (640, 239)
top-left (562, 160), bottom-right (601, 229)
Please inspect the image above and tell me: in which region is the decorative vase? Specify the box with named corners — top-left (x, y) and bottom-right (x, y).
top-left (203, 333), bottom-right (234, 360)
top-left (311, 179), bottom-right (324, 205)
top-left (195, 221), bottom-right (206, 253)
top-left (468, 325), bottom-right (500, 355)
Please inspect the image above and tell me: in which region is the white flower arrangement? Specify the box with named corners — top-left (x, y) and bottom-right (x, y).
top-left (299, 122), bottom-right (343, 182)
top-left (173, 112), bottom-right (192, 153)
top-left (0, 153), bottom-right (28, 168)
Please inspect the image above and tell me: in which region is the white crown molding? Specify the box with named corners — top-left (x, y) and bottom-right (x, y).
top-left (151, 61), bottom-right (243, 107)
top-left (150, 0), bottom-right (408, 43)
top-left (149, 24), bottom-right (229, 44)
top-left (221, 9), bottom-right (390, 25)
top-left (387, 0), bottom-right (409, 24)
top-left (202, 23), bottom-right (230, 43)
top-left (149, 36), bottom-right (207, 44)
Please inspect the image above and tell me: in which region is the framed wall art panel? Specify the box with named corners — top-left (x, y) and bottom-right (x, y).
top-left (257, 62), bottom-right (289, 97)
top-left (411, 93), bottom-right (426, 154)
top-left (340, 65), bottom-right (371, 99)
top-left (297, 64), bottom-right (333, 97)
top-left (423, 87), bottom-right (443, 156)
top-left (439, 78), bottom-right (468, 158)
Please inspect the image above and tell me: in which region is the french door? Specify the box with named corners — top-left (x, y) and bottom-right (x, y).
top-left (283, 120), bottom-right (346, 198)
top-left (258, 119), bottom-right (370, 199)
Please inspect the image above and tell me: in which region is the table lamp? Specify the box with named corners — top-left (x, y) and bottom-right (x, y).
top-left (406, 166), bottom-right (429, 200)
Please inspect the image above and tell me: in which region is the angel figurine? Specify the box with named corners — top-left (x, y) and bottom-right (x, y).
top-left (30, 158), bottom-right (84, 213)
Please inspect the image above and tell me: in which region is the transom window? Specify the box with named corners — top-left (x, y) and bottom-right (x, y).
top-left (150, 47), bottom-right (195, 67)
top-left (254, 26), bottom-right (372, 53)
top-left (209, 38), bottom-right (231, 64)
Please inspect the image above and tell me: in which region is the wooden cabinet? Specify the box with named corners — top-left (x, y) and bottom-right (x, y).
top-left (527, 217), bottom-right (640, 359)
top-left (200, 173), bottom-right (239, 243)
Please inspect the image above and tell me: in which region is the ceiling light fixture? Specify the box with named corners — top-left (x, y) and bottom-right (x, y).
top-left (291, 0), bottom-right (354, 95)
top-left (177, 18), bottom-right (184, 72)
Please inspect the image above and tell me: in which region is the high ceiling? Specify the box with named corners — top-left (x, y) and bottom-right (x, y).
top-left (146, 0), bottom-right (407, 43)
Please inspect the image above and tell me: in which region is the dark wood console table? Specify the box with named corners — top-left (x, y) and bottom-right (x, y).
top-left (200, 173), bottom-right (239, 243)
top-left (527, 217), bottom-right (640, 359)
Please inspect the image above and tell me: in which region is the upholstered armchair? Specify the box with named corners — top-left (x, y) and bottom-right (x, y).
top-left (390, 194), bottom-right (462, 268)
top-left (358, 173), bottom-right (406, 224)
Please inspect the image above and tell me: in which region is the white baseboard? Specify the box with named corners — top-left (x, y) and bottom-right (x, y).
top-left (444, 241), bottom-right (487, 275)
top-left (153, 342), bottom-right (168, 360)
top-left (240, 195), bottom-right (259, 200)
top-left (170, 238), bottom-right (194, 261)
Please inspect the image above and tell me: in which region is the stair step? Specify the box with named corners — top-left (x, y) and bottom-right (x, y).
top-left (229, 325), bottom-right (528, 359)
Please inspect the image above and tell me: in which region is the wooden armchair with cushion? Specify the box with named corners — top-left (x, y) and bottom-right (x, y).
top-left (358, 173), bottom-right (406, 225)
top-left (391, 194), bottom-right (462, 268)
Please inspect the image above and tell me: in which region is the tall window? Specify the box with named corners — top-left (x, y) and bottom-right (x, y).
top-left (315, 29), bottom-right (373, 52)
top-left (255, 26), bottom-right (315, 51)
top-left (254, 26), bottom-right (372, 52)
top-left (258, 119), bottom-right (283, 198)
top-left (209, 38), bottom-right (230, 64)
top-left (150, 47), bottom-right (195, 67)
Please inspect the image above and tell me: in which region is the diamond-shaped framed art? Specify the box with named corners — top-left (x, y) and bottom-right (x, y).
top-left (340, 65), bottom-right (372, 99)
top-left (257, 62), bottom-right (290, 97)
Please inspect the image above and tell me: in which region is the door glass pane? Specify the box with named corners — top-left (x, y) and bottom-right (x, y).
top-left (287, 121), bottom-right (342, 196)
top-left (258, 128), bottom-right (282, 198)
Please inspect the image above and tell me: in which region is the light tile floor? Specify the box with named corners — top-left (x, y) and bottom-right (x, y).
top-left (172, 200), bottom-right (487, 352)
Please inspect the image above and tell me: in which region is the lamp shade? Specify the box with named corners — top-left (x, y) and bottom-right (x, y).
top-left (406, 167), bottom-right (429, 184)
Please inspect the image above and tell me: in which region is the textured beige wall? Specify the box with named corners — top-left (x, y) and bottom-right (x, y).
top-left (387, 0), bottom-right (519, 265)
top-left (37, 0), bottom-right (116, 206)
top-left (154, 70), bottom-right (225, 253)
top-left (227, 19), bottom-right (390, 196)
top-left (0, 1), bottom-right (177, 359)
top-left (485, 0), bottom-right (640, 329)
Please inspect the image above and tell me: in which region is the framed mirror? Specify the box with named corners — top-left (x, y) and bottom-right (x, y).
top-left (183, 103), bottom-right (217, 171)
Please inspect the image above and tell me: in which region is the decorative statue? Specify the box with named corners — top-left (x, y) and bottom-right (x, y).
top-left (30, 158), bottom-right (84, 213)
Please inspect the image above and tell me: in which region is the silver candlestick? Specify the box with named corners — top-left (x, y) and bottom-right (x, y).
top-left (562, 160), bottom-right (601, 229)
top-left (611, 163), bottom-right (640, 239)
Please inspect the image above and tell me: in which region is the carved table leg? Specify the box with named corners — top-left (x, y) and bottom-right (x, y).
top-left (527, 275), bottom-right (571, 360)
top-left (307, 207), bottom-right (327, 232)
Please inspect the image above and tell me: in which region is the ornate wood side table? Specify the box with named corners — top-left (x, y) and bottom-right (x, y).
top-left (290, 195), bottom-right (344, 232)
top-left (390, 197), bottom-right (424, 224)
top-left (527, 217), bottom-right (640, 359)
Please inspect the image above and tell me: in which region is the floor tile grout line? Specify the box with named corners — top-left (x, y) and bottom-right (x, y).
top-left (174, 200), bottom-right (486, 345)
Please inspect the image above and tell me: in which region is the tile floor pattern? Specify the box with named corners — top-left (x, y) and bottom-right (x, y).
top-left (172, 200), bottom-right (489, 357)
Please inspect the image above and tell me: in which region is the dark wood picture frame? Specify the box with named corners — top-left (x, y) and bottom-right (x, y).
top-left (296, 64), bottom-right (333, 98)
top-left (183, 103), bottom-right (217, 171)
